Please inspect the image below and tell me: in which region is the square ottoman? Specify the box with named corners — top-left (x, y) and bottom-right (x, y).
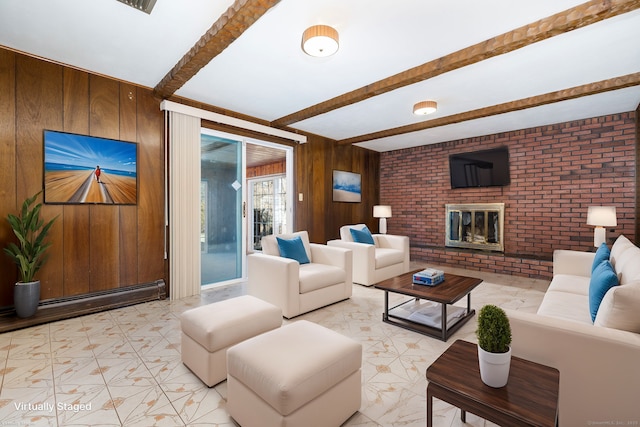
top-left (180, 295), bottom-right (282, 387)
top-left (227, 320), bottom-right (362, 427)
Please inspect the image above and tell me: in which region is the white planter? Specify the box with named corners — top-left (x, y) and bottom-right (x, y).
top-left (477, 345), bottom-right (511, 388)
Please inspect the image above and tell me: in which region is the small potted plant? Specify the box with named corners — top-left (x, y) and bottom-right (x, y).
top-left (476, 304), bottom-right (512, 388)
top-left (3, 191), bottom-right (57, 318)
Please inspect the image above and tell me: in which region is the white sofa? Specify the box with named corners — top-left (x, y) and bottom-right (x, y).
top-left (506, 234), bottom-right (640, 426)
top-left (247, 231), bottom-right (352, 319)
top-left (327, 224), bottom-right (410, 286)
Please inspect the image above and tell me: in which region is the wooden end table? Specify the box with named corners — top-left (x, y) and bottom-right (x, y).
top-left (374, 270), bottom-right (482, 341)
top-left (426, 340), bottom-right (559, 427)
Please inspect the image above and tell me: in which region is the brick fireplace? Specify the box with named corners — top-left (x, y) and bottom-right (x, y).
top-left (445, 203), bottom-right (505, 252)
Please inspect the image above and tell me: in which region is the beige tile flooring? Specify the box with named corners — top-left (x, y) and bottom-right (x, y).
top-left (0, 263), bottom-right (548, 426)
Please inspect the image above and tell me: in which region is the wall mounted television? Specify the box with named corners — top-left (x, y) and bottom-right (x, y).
top-left (43, 130), bottom-right (137, 205)
top-left (449, 146), bottom-right (510, 189)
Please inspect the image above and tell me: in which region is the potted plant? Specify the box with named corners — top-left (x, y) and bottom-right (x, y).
top-left (476, 304), bottom-right (512, 388)
top-left (3, 191), bottom-right (57, 318)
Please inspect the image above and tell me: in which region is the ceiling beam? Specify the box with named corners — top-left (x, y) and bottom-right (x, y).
top-left (338, 72), bottom-right (640, 145)
top-left (272, 0), bottom-right (640, 127)
top-left (154, 0), bottom-right (281, 99)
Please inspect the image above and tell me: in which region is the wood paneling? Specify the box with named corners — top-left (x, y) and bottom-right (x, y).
top-left (0, 50), bottom-right (17, 296)
top-left (62, 68), bottom-right (91, 295)
top-left (294, 134), bottom-right (380, 243)
top-left (0, 46), bottom-right (374, 311)
top-left (136, 87), bottom-right (165, 283)
top-left (15, 55), bottom-right (64, 300)
top-left (89, 75), bottom-right (121, 292)
top-left (118, 84), bottom-right (139, 287)
top-left (0, 47), bottom-right (165, 307)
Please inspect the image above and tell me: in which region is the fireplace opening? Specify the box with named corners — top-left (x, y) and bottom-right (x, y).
top-left (445, 203), bottom-right (504, 252)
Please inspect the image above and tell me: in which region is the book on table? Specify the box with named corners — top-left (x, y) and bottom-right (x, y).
top-left (413, 268), bottom-right (445, 286)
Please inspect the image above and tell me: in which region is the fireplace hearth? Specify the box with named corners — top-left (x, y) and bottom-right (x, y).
top-left (445, 203), bottom-right (505, 252)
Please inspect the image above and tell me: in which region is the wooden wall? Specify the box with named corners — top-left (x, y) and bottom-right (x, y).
top-left (294, 135), bottom-right (380, 243)
top-left (0, 48), bottom-right (165, 307)
top-left (247, 159), bottom-right (285, 178)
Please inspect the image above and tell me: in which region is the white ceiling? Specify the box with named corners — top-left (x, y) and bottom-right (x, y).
top-left (1, 0), bottom-right (639, 152)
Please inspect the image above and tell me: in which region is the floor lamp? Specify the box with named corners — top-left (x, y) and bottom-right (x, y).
top-left (587, 206), bottom-right (617, 247)
top-left (373, 205), bottom-right (392, 234)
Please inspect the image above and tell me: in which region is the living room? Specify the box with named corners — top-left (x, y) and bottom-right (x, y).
top-left (0, 1), bottom-right (639, 426)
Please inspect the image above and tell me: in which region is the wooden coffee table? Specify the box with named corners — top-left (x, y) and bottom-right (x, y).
top-left (426, 340), bottom-right (559, 427)
top-left (374, 270), bottom-right (482, 341)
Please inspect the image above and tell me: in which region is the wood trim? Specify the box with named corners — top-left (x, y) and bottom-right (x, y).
top-left (272, 0), bottom-right (640, 127)
top-left (154, 0), bottom-right (282, 99)
top-left (0, 280), bottom-right (166, 333)
top-left (339, 72), bottom-right (640, 145)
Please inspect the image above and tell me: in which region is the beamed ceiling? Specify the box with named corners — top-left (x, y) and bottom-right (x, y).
top-left (1, 0), bottom-right (639, 152)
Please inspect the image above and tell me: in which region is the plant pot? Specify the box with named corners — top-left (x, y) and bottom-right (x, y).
top-left (478, 345), bottom-right (511, 388)
top-left (14, 280), bottom-right (40, 318)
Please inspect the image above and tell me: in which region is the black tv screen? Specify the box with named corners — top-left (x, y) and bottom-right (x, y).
top-left (43, 130), bottom-right (137, 205)
top-left (449, 147), bottom-right (510, 189)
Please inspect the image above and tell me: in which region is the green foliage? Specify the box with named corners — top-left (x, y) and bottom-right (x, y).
top-left (476, 304), bottom-right (512, 353)
top-left (3, 191), bottom-right (58, 283)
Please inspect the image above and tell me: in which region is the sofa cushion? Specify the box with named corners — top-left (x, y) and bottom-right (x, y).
top-left (299, 263), bottom-right (346, 293)
top-left (589, 260), bottom-right (619, 322)
top-left (592, 243), bottom-right (611, 272)
top-left (375, 248), bottom-right (405, 269)
top-left (594, 283), bottom-right (640, 333)
top-left (350, 225), bottom-right (375, 245)
top-left (611, 236), bottom-right (640, 285)
top-left (277, 236), bottom-right (310, 264)
top-left (537, 289), bottom-right (592, 325)
top-left (546, 274), bottom-right (590, 295)
top-left (609, 234), bottom-right (635, 269)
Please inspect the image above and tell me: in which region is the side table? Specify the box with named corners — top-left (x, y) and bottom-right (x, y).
top-left (426, 340), bottom-right (559, 427)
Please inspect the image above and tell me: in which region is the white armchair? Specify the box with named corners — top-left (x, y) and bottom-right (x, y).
top-left (327, 224), bottom-right (410, 286)
top-left (247, 231), bottom-right (352, 319)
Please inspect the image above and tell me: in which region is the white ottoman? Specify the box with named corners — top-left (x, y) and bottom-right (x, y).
top-left (180, 295), bottom-right (282, 387)
top-left (227, 320), bottom-right (362, 427)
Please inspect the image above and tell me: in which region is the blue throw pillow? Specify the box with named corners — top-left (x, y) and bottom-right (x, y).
top-left (589, 260), bottom-right (618, 322)
top-left (592, 242), bottom-right (611, 273)
top-left (276, 236), bottom-right (310, 264)
top-left (350, 226), bottom-right (375, 245)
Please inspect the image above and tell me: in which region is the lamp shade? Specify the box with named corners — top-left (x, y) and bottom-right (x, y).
top-left (413, 100), bottom-right (437, 115)
top-left (587, 206), bottom-right (617, 227)
top-left (302, 25), bottom-right (339, 57)
top-left (373, 205), bottom-right (392, 218)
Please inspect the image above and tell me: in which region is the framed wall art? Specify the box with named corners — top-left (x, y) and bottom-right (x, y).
top-left (43, 130), bottom-right (138, 205)
top-left (332, 170), bottom-right (361, 203)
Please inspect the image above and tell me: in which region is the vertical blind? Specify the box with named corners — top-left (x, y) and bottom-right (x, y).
top-left (167, 110), bottom-right (201, 300)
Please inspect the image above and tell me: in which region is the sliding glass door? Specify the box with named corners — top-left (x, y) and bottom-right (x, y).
top-left (199, 129), bottom-right (293, 286)
top-left (200, 130), bottom-right (245, 286)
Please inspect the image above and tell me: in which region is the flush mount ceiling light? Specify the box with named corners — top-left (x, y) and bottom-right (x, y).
top-left (302, 25), bottom-right (339, 57)
top-left (413, 100), bottom-right (438, 115)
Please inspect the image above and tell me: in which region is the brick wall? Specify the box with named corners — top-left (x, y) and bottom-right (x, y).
top-left (380, 112), bottom-right (637, 280)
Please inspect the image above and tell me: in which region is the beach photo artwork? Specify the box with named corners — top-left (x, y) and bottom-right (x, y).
top-left (44, 130), bottom-right (137, 205)
top-left (333, 170), bottom-right (361, 203)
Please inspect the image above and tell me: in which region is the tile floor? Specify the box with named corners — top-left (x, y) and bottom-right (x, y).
top-left (0, 264), bottom-right (548, 426)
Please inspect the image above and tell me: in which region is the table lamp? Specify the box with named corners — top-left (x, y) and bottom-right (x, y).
top-left (373, 205), bottom-right (392, 234)
top-left (586, 206), bottom-right (617, 247)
